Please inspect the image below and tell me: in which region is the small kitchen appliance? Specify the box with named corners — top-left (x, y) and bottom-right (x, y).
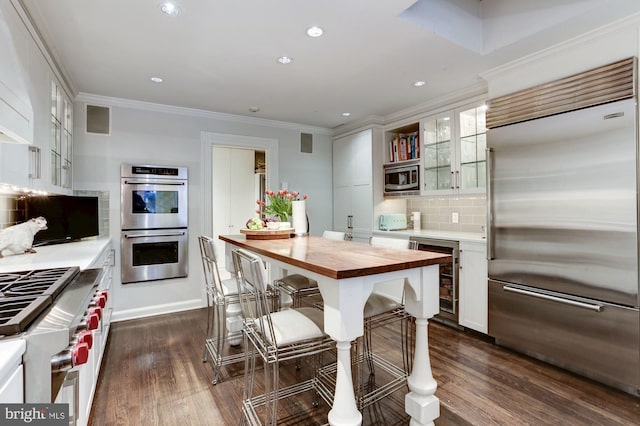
top-left (383, 162), bottom-right (420, 196)
top-left (378, 214), bottom-right (408, 231)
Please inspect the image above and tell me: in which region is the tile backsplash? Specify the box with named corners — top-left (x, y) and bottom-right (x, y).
top-left (0, 193), bottom-right (22, 229)
top-left (406, 196), bottom-right (487, 233)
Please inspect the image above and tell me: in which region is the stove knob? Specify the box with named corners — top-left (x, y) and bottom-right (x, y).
top-left (97, 290), bottom-right (109, 302)
top-left (91, 294), bottom-right (107, 308)
top-left (76, 330), bottom-right (93, 350)
top-left (71, 342), bottom-right (90, 367)
top-left (89, 306), bottom-right (102, 321)
top-left (80, 312), bottom-right (100, 331)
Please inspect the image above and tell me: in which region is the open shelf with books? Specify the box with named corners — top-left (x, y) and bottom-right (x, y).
top-left (384, 123), bottom-right (420, 164)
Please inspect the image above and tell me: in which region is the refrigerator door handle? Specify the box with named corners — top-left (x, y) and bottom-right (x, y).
top-left (503, 285), bottom-right (604, 312)
top-left (486, 147), bottom-right (494, 260)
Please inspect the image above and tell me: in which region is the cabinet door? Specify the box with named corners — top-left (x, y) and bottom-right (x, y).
top-left (459, 241), bottom-right (488, 333)
top-left (422, 111), bottom-right (456, 195)
top-left (457, 104), bottom-right (487, 194)
top-left (0, 142), bottom-right (28, 187)
top-left (332, 185), bottom-right (351, 234)
top-left (332, 129), bottom-right (373, 240)
top-left (332, 134), bottom-right (352, 187)
top-left (0, 0), bottom-right (33, 144)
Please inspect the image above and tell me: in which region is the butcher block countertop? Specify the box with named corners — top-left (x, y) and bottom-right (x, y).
top-left (219, 234), bottom-right (451, 279)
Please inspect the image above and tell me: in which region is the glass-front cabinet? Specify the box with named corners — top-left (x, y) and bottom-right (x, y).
top-left (421, 101), bottom-right (486, 196)
top-left (423, 111), bottom-right (453, 192)
top-left (50, 80), bottom-right (72, 189)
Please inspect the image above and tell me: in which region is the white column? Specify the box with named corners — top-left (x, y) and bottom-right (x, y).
top-left (403, 265), bottom-right (441, 426)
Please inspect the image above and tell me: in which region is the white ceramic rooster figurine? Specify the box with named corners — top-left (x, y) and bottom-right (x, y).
top-left (0, 216), bottom-right (48, 258)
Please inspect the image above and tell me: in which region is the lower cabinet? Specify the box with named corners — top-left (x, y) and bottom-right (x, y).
top-left (459, 240), bottom-right (488, 333)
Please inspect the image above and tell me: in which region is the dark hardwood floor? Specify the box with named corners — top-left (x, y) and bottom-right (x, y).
top-left (89, 308), bottom-right (639, 425)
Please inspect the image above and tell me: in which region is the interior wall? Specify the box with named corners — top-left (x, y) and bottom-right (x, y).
top-left (72, 98), bottom-right (333, 321)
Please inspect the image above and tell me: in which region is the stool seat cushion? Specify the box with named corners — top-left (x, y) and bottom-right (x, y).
top-left (254, 307), bottom-right (325, 346)
top-left (364, 293), bottom-right (402, 318)
top-left (278, 273), bottom-right (318, 291)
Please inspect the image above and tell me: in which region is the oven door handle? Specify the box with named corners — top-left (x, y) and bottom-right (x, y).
top-left (123, 180), bottom-right (185, 186)
top-left (124, 231), bottom-right (186, 238)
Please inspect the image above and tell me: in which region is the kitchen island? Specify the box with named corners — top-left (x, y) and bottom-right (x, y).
top-left (220, 234), bottom-right (451, 426)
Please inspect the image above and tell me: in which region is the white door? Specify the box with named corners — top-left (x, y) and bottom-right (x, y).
top-left (212, 146), bottom-right (256, 271)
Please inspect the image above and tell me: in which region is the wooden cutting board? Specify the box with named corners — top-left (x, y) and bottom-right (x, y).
top-left (240, 228), bottom-right (294, 239)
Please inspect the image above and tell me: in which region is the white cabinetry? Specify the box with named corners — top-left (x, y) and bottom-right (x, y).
top-left (333, 129), bottom-right (373, 242)
top-left (0, 339), bottom-right (26, 403)
top-left (0, 0), bottom-right (33, 145)
top-left (0, 0), bottom-right (72, 193)
top-left (458, 240), bottom-right (488, 333)
top-left (422, 101), bottom-right (486, 196)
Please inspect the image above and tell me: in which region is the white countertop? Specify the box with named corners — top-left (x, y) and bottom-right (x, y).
top-left (0, 237), bottom-right (111, 273)
top-left (373, 229), bottom-right (486, 243)
top-left (0, 339), bottom-right (25, 385)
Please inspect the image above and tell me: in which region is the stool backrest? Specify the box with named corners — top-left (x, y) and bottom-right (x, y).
top-left (322, 230), bottom-right (347, 241)
top-left (232, 248), bottom-right (273, 332)
top-left (369, 236), bottom-right (417, 250)
top-left (199, 235), bottom-right (225, 296)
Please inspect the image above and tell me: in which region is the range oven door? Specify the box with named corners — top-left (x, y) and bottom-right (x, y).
top-left (120, 229), bottom-right (188, 283)
top-left (121, 178), bottom-right (188, 230)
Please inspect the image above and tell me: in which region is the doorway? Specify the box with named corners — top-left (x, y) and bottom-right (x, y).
top-left (200, 132), bottom-right (278, 276)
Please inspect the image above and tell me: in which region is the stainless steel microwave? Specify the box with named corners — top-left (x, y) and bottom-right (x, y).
top-left (384, 162), bottom-right (420, 196)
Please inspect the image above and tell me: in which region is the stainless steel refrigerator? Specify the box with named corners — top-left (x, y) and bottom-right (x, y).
top-left (486, 57), bottom-right (640, 395)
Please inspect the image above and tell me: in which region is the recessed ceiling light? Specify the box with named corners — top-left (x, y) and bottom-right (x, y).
top-left (341, 112), bottom-right (351, 117)
top-left (150, 77), bottom-right (163, 83)
top-left (306, 26), bottom-right (324, 37)
top-left (277, 56), bottom-right (293, 64)
top-left (160, 2), bottom-right (181, 16)
top-left (413, 80), bottom-right (426, 87)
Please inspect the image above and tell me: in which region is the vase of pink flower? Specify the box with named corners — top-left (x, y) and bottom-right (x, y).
top-left (256, 189), bottom-right (307, 224)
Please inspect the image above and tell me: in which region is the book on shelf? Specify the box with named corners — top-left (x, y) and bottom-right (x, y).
top-left (388, 131), bottom-right (419, 163)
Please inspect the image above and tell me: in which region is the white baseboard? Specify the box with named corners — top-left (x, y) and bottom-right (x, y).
top-left (110, 298), bottom-right (205, 323)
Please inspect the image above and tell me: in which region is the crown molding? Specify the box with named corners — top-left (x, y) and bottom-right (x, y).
top-left (75, 92), bottom-right (334, 135)
top-left (332, 115), bottom-right (385, 137)
top-left (383, 82), bottom-right (488, 126)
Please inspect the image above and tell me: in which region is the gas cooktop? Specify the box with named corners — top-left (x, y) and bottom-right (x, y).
top-left (0, 267), bottom-right (80, 336)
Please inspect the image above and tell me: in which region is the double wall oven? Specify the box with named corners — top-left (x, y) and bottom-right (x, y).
top-left (120, 164), bottom-right (189, 284)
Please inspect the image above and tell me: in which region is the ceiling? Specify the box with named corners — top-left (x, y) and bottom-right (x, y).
top-left (20, 0), bottom-right (640, 130)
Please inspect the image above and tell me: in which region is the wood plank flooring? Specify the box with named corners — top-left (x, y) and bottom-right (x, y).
top-left (89, 308), bottom-right (639, 425)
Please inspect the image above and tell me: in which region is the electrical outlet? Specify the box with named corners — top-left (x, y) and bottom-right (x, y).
top-left (452, 212), bottom-right (459, 223)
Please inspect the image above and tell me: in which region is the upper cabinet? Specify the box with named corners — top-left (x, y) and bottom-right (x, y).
top-left (0, 0), bottom-right (33, 144)
top-left (421, 101), bottom-right (487, 196)
top-left (50, 80), bottom-right (73, 189)
top-left (0, 0), bottom-right (73, 194)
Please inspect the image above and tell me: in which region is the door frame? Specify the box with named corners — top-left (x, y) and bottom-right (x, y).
top-left (200, 131), bottom-right (279, 239)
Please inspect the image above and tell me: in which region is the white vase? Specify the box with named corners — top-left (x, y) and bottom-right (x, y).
top-left (291, 200), bottom-right (307, 235)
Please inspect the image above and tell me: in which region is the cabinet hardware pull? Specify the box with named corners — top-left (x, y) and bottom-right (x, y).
top-left (29, 146), bottom-right (41, 179)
